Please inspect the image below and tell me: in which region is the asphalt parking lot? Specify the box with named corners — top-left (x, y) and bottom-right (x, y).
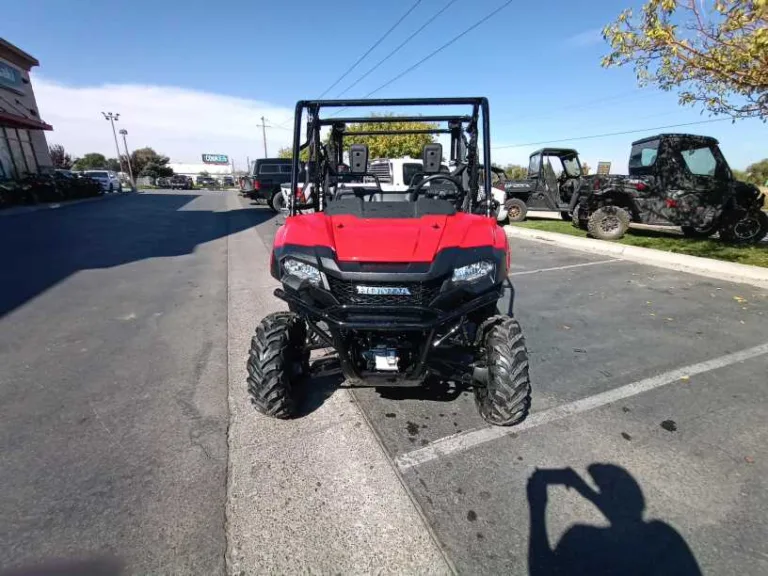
top-left (2, 190), bottom-right (766, 574)
top-left (250, 195), bottom-right (768, 575)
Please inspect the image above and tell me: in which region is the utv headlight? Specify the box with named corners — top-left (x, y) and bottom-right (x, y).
top-left (452, 261), bottom-right (494, 282)
top-left (283, 258), bottom-right (321, 285)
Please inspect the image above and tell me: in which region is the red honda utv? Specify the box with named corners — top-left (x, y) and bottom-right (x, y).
top-left (247, 97), bottom-right (531, 426)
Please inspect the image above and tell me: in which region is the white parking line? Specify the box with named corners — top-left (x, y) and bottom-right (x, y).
top-left (396, 341), bottom-right (768, 470)
top-left (509, 259), bottom-right (620, 276)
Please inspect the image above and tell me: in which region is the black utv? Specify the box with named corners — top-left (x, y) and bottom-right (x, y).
top-left (573, 133), bottom-right (767, 244)
top-left (502, 148), bottom-right (587, 222)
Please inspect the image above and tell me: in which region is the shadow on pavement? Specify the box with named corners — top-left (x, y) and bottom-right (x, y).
top-left (0, 192), bottom-right (273, 318)
top-left (527, 464), bottom-right (702, 576)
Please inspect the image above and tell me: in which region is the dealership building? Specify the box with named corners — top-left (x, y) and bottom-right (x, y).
top-left (168, 154), bottom-right (233, 179)
top-left (0, 38), bottom-right (53, 179)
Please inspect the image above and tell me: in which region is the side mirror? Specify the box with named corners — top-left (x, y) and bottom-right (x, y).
top-left (349, 145), bottom-right (368, 174)
top-left (422, 143), bottom-right (442, 174)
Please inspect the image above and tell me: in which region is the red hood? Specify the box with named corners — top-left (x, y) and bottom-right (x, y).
top-left (274, 212), bottom-right (507, 263)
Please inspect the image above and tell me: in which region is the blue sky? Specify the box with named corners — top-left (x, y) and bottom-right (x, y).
top-left (4, 0), bottom-right (765, 171)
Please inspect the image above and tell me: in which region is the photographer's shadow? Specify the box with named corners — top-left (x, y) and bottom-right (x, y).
top-left (527, 464), bottom-right (701, 576)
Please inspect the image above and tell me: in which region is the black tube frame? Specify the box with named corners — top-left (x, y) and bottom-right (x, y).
top-left (289, 98), bottom-right (492, 217)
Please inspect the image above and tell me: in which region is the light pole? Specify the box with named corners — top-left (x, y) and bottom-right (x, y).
top-left (101, 112), bottom-right (123, 172)
top-left (119, 128), bottom-right (135, 189)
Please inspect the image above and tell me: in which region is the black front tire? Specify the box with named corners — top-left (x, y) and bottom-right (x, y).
top-left (270, 191), bottom-right (285, 213)
top-left (560, 211), bottom-right (571, 221)
top-left (246, 312), bottom-right (308, 418)
top-left (505, 198), bottom-right (528, 223)
top-left (587, 206), bottom-right (630, 240)
top-left (474, 316), bottom-right (532, 426)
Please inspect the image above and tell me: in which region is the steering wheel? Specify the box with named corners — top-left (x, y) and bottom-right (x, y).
top-left (409, 174), bottom-right (462, 202)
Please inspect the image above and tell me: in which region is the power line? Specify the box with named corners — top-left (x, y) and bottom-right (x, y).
top-left (317, 0), bottom-right (424, 99)
top-left (362, 0), bottom-right (515, 98)
top-left (335, 0), bottom-right (460, 99)
top-left (492, 117), bottom-right (733, 149)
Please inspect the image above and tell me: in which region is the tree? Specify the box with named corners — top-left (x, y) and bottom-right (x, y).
top-left (581, 162), bottom-right (592, 175)
top-left (503, 164), bottom-right (528, 180)
top-left (277, 147), bottom-right (292, 159)
top-left (48, 144), bottom-right (74, 169)
top-left (130, 147), bottom-right (172, 178)
top-left (105, 158), bottom-right (122, 172)
top-left (745, 158), bottom-right (768, 185)
top-left (344, 117), bottom-right (437, 159)
top-left (72, 153), bottom-right (108, 171)
top-left (602, 0), bottom-right (768, 120)
top-left (198, 171), bottom-right (210, 177)
top-left (732, 167), bottom-right (749, 181)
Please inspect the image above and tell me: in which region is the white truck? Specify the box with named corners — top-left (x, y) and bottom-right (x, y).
top-left (281, 156), bottom-right (507, 221)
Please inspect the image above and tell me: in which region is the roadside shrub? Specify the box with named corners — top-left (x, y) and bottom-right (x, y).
top-left (0, 173), bottom-right (103, 210)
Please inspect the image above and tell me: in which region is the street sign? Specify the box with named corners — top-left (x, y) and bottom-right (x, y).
top-left (202, 154), bottom-right (229, 164)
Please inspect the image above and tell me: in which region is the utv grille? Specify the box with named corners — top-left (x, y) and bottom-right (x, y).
top-left (327, 276), bottom-right (444, 306)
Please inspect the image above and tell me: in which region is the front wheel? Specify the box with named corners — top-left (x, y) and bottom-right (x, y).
top-left (505, 198), bottom-right (528, 223)
top-left (270, 191), bottom-right (285, 213)
top-left (246, 312), bottom-right (308, 418)
top-left (474, 316), bottom-right (532, 426)
top-left (587, 206), bottom-right (630, 240)
top-left (572, 206), bottom-right (588, 230)
top-left (560, 211), bottom-right (571, 221)
top-left (719, 209), bottom-right (768, 245)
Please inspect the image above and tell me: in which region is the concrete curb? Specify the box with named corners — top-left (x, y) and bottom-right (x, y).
top-left (504, 225), bottom-right (768, 290)
top-left (0, 191), bottom-right (136, 218)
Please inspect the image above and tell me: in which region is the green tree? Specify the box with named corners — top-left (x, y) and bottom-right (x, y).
top-left (198, 171), bottom-right (210, 177)
top-left (602, 0), bottom-right (768, 120)
top-left (105, 158), bottom-right (122, 172)
top-left (503, 164), bottom-right (528, 180)
top-left (344, 117), bottom-right (437, 159)
top-left (732, 167), bottom-right (749, 181)
top-left (48, 144), bottom-right (74, 169)
top-left (745, 158), bottom-right (768, 185)
top-left (130, 147), bottom-right (172, 177)
top-left (277, 146), bottom-right (309, 161)
top-left (72, 153), bottom-right (108, 171)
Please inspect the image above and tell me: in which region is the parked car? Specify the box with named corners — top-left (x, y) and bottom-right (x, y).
top-left (242, 158), bottom-right (293, 210)
top-left (170, 175), bottom-right (193, 190)
top-left (157, 176), bottom-right (172, 188)
top-left (83, 170), bottom-right (123, 194)
top-left (221, 175), bottom-right (235, 187)
top-left (197, 176), bottom-right (219, 189)
top-left (573, 133), bottom-right (768, 244)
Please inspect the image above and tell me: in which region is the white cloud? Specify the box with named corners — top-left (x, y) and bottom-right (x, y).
top-left (33, 77), bottom-right (295, 169)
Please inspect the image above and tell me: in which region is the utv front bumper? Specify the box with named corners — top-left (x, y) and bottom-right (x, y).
top-left (274, 278), bottom-right (513, 386)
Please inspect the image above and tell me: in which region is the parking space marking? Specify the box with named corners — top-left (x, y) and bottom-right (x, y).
top-left (396, 341), bottom-right (768, 470)
top-left (509, 258), bottom-right (620, 276)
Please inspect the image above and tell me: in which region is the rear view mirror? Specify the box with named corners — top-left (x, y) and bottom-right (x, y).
top-left (422, 143), bottom-right (442, 174)
top-left (349, 145), bottom-right (368, 174)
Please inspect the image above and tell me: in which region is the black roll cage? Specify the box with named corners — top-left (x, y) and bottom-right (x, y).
top-left (288, 97), bottom-right (492, 217)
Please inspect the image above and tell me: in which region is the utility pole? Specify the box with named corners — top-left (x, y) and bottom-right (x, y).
top-left (257, 116), bottom-right (269, 158)
top-left (119, 128), bottom-right (135, 189)
top-left (246, 156), bottom-right (250, 173)
top-left (101, 112), bottom-right (123, 172)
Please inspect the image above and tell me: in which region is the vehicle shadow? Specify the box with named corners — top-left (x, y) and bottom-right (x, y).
top-left (527, 464), bottom-right (702, 576)
top-left (0, 192), bottom-right (274, 318)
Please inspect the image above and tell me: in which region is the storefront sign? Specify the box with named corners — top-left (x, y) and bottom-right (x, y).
top-left (0, 62), bottom-right (24, 95)
top-left (202, 154), bottom-right (229, 164)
